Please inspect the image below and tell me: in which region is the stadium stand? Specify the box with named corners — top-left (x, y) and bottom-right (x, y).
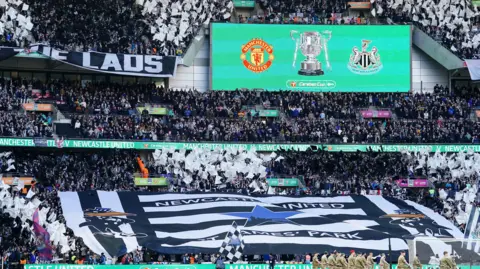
top-left (0, 147), bottom-right (477, 263)
top-left (0, 0), bottom-right (479, 265)
top-left (0, 0), bottom-right (477, 59)
top-left (0, 0), bottom-right (232, 55)
top-left (374, 0), bottom-right (480, 59)
top-left (0, 108), bottom-right (477, 257)
top-left (63, 116), bottom-right (480, 143)
top-left (1, 80), bottom-right (480, 143)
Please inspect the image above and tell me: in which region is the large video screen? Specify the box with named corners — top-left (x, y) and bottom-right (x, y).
top-left (211, 24), bottom-right (411, 92)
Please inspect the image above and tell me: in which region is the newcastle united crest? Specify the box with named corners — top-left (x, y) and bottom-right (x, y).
top-left (348, 40), bottom-right (382, 75)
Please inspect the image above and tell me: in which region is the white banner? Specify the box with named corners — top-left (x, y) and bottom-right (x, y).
top-left (465, 60), bottom-right (480, 80)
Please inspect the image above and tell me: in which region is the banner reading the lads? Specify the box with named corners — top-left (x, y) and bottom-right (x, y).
top-left (0, 45), bottom-right (178, 77)
top-left (36, 46), bottom-right (178, 77)
top-left (58, 192), bottom-right (468, 259)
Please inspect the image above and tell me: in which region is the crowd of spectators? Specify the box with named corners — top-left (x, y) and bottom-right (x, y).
top-left (0, 147), bottom-right (475, 264)
top-left (1, 80), bottom-right (478, 263)
top-left (2, 147), bottom-right (473, 208)
top-left (243, 0), bottom-right (480, 60)
top-left (1, 0), bottom-right (232, 56)
top-left (241, 0), bottom-right (355, 25)
top-left (13, 150), bottom-right (138, 191)
top-left (67, 115), bottom-right (480, 143)
top-left (0, 184), bottom-right (92, 265)
top-left (0, 112), bottom-right (53, 138)
top-left (2, 78), bottom-right (478, 119)
top-left (269, 149), bottom-right (478, 231)
top-left (0, 78), bottom-right (44, 111)
top-left (143, 147), bottom-right (480, 232)
top-left (0, 0), bottom-right (478, 60)
top-left (0, 0), bottom-right (480, 264)
top-left (1, 80), bottom-right (480, 144)
top-left (373, 0), bottom-right (480, 60)
top-left (53, 84), bottom-right (480, 144)
top-left (250, 0), bottom-right (480, 60)
top-left (0, 149), bottom-right (161, 264)
top-left (56, 82), bottom-right (161, 114)
top-left (0, 150), bottom-right (149, 265)
top-left (49, 84), bottom-right (480, 120)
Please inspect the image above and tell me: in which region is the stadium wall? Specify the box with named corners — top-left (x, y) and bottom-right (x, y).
top-left (412, 45), bottom-right (449, 93)
top-left (169, 39), bottom-right (209, 92)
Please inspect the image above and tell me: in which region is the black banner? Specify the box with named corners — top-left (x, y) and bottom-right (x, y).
top-left (0, 45), bottom-right (178, 77)
top-left (0, 47), bottom-right (22, 61)
top-left (59, 192), bottom-right (465, 258)
top-left (36, 46), bottom-right (178, 77)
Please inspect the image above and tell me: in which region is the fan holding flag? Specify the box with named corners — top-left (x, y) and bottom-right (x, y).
top-left (32, 208), bottom-right (53, 261)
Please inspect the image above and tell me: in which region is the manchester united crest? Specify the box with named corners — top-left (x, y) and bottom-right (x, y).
top-left (241, 38), bottom-right (274, 73)
top-left (348, 40), bottom-right (382, 75)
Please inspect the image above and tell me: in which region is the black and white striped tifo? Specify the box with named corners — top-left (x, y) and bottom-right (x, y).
top-left (59, 192), bottom-right (463, 259)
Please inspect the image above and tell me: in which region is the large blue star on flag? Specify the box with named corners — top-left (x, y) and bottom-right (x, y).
top-left (224, 205), bottom-right (301, 227)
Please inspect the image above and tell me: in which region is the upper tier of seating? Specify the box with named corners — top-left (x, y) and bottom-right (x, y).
top-left (0, 0), bottom-right (477, 59)
top-left (0, 79), bottom-right (479, 144)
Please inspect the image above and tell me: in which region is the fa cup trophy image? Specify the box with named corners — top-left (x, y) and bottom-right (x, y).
top-left (291, 30), bottom-right (332, 76)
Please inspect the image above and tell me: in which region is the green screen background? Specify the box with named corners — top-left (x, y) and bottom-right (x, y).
top-left (211, 24), bottom-right (411, 92)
